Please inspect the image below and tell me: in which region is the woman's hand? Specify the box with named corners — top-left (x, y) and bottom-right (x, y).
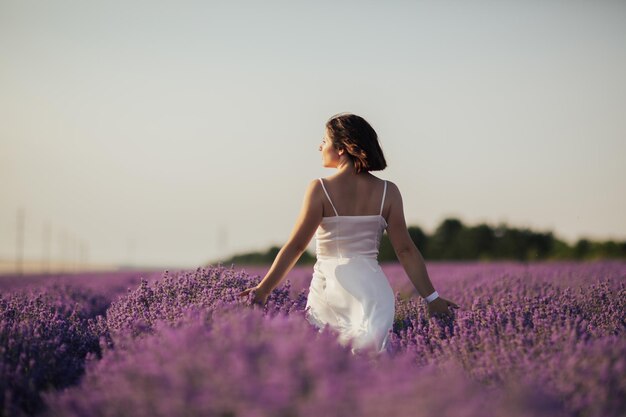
top-left (427, 297), bottom-right (460, 319)
top-left (238, 285), bottom-right (269, 306)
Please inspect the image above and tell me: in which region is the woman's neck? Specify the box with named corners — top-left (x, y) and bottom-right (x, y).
top-left (335, 157), bottom-right (369, 178)
top-left (336, 156), bottom-right (355, 174)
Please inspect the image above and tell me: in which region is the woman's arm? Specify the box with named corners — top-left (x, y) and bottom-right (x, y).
top-left (385, 182), bottom-right (459, 317)
top-left (239, 179), bottom-right (323, 303)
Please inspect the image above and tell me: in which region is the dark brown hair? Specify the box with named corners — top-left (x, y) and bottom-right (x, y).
top-left (326, 113), bottom-right (387, 173)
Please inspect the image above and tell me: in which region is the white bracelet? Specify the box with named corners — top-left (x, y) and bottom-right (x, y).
top-left (425, 291), bottom-right (439, 303)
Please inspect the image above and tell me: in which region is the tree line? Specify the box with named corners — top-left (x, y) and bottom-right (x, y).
top-left (216, 217), bottom-right (626, 265)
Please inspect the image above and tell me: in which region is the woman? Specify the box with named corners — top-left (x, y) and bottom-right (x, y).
top-left (238, 113), bottom-right (459, 355)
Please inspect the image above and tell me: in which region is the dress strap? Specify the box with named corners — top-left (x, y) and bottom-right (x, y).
top-left (379, 180), bottom-right (387, 216)
top-left (318, 178), bottom-right (339, 216)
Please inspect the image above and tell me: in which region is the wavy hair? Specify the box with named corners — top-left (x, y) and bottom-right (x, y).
top-left (326, 113), bottom-right (387, 173)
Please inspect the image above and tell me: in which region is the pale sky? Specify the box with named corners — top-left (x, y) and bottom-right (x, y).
top-left (1, 0), bottom-right (625, 269)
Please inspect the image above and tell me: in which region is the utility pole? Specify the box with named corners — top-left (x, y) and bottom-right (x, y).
top-left (217, 225), bottom-right (228, 261)
top-left (16, 207), bottom-right (25, 276)
top-left (59, 229), bottom-right (67, 274)
top-left (127, 237), bottom-right (135, 268)
top-left (43, 220), bottom-right (51, 274)
top-left (79, 240), bottom-right (89, 271)
top-left (70, 233), bottom-right (77, 273)
top-left (68, 233), bottom-right (74, 273)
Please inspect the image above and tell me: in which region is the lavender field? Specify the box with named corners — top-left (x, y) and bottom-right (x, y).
top-left (1, 261), bottom-right (624, 417)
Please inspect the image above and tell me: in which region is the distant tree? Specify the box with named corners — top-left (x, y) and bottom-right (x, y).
top-left (527, 231), bottom-right (555, 260)
top-left (573, 239), bottom-right (591, 260)
top-left (587, 240), bottom-right (626, 260)
top-left (266, 246), bottom-right (280, 260)
top-left (427, 218), bottom-right (464, 259)
top-left (379, 226), bottom-right (428, 262)
top-left (458, 223), bottom-right (495, 260)
top-left (218, 245), bottom-right (315, 266)
top-left (549, 238), bottom-right (574, 259)
top-left (210, 219), bottom-right (625, 265)
top-left (492, 227), bottom-right (532, 261)
top-left (378, 234), bottom-right (394, 261)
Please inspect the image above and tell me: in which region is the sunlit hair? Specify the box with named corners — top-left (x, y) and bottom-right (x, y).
top-left (325, 113), bottom-right (387, 173)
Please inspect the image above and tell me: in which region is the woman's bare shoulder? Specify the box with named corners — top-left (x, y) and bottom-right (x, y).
top-left (305, 178), bottom-right (326, 197)
top-left (384, 179), bottom-right (399, 190)
top-left (306, 177), bottom-right (322, 190)
top-left (383, 180), bottom-right (403, 201)
top-left (318, 174), bottom-right (338, 182)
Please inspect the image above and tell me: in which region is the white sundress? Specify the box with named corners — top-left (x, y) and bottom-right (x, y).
top-left (304, 178), bottom-right (395, 355)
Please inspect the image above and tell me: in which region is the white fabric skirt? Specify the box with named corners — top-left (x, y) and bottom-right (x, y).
top-left (304, 256), bottom-right (395, 355)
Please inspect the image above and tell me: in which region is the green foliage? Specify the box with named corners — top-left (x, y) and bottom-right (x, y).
top-left (214, 218), bottom-right (626, 265)
top-left (218, 245), bottom-right (316, 266)
top-left (382, 217), bottom-right (625, 262)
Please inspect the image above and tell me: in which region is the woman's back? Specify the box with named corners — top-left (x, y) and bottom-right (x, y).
top-left (316, 176), bottom-right (388, 260)
top-left (319, 173), bottom-right (389, 219)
